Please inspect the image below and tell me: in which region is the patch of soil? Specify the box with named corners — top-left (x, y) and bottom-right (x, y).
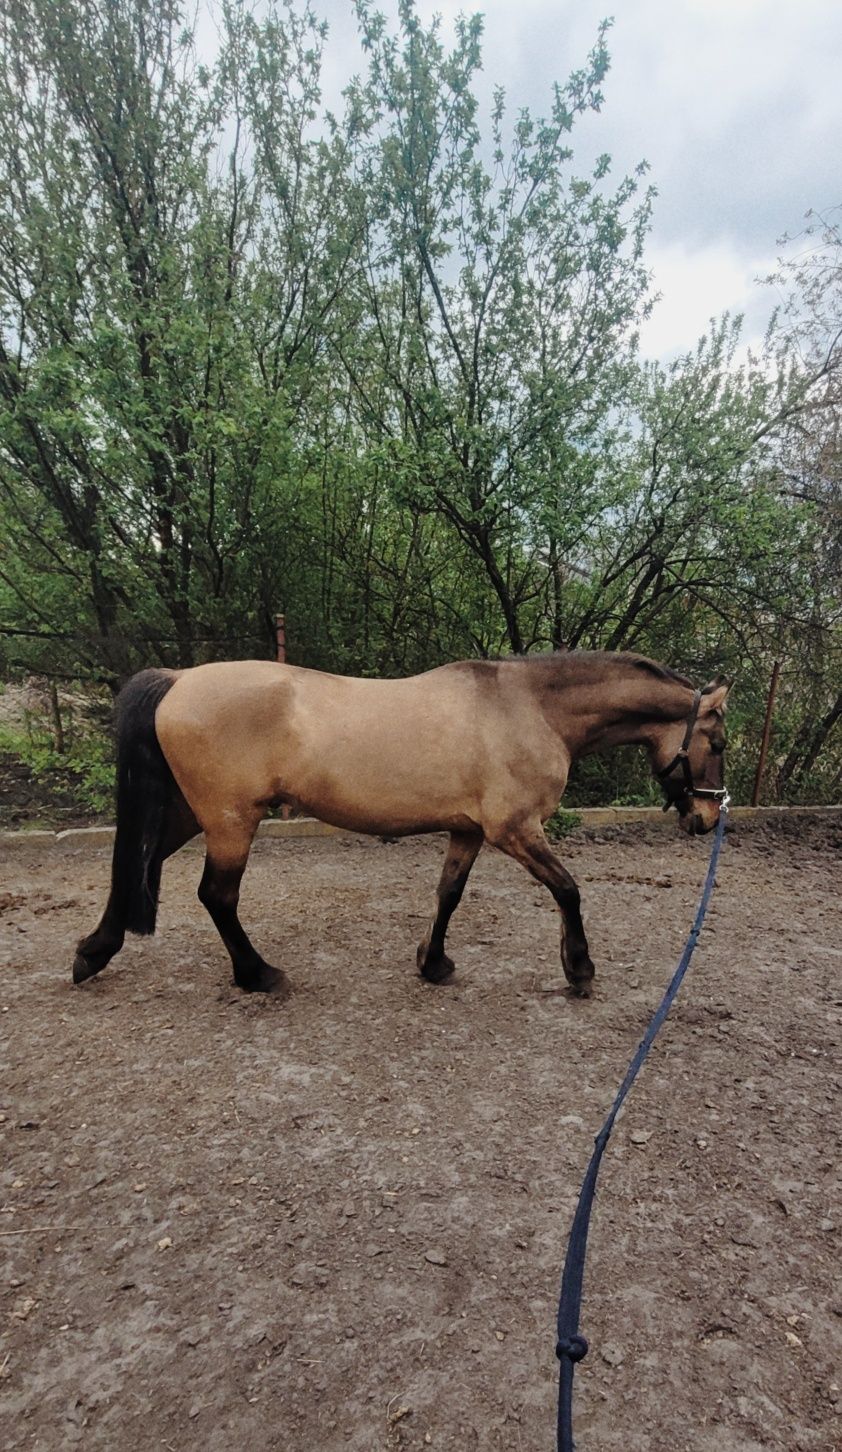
top-left (0, 825), bottom-right (839, 1451)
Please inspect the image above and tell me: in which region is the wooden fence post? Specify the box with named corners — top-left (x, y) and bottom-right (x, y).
top-left (274, 614), bottom-right (290, 817)
top-left (48, 679), bottom-right (65, 754)
top-left (751, 659), bottom-right (781, 807)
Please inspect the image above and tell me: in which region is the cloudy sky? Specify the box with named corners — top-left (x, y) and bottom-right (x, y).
top-left (305, 0), bottom-right (842, 361)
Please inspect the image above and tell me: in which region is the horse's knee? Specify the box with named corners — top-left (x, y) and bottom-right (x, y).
top-left (437, 881), bottom-right (464, 916)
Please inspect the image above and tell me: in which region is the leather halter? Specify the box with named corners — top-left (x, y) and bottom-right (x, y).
top-left (656, 688), bottom-right (729, 814)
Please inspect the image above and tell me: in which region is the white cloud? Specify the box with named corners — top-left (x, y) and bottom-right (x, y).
top-left (201, 0), bottom-right (841, 362)
top-left (638, 242), bottom-right (777, 360)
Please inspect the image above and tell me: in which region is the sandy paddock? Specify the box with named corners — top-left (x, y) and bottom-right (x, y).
top-left (0, 817), bottom-right (839, 1451)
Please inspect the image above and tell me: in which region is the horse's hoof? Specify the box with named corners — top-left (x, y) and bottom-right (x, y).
top-left (418, 951), bottom-right (456, 985)
top-left (563, 951), bottom-right (595, 999)
top-left (236, 963), bottom-right (291, 998)
top-left (72, 952), bottom-right (103, 985)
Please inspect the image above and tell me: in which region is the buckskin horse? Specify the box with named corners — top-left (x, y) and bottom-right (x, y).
top-left (72, 651), bottom-right (729, 999)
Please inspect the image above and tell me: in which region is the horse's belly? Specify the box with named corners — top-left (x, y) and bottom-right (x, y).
top-left (276, 733), bottom-right (479, 836)
top-left (292, 795), bottom-right (477, 837)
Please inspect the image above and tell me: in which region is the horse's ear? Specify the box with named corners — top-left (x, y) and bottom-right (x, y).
top-left (701, 674), bottom-right (731, 712)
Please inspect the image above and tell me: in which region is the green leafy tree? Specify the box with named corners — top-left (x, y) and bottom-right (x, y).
top-left (339, 3), bottom-right (654, 654)
top-left (0, 0), bottom-right (839, 805)
top-left (0, 0), bottom-right (358, 681)
top-left (766, 208), bottom-right (842, 799)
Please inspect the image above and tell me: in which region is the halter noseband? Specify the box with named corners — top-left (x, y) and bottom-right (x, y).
top-left (656, 688), bottom-right (729, 814)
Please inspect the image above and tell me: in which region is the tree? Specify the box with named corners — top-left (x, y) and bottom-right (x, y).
top-left (0, 0), bottom-right (838, 804)
top-left (0, 0), bottom-right (358, 682)
top-left (766, 208), bottom-right (842, 797)
top-left (337, 3), bottom-right (654, 655)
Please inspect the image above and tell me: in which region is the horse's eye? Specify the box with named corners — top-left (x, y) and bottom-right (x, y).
top-left (711, 740), bottom-right (726, 756)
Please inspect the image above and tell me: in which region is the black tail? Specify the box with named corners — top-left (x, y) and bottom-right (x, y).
top-left (110, 669), bottom-right (177, 936)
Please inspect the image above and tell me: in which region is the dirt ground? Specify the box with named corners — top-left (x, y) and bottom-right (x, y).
top-left (1, 818), bottom-right (840, 1452)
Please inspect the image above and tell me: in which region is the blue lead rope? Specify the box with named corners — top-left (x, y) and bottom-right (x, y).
top-left (556, 802), bottom-right (729, 1451)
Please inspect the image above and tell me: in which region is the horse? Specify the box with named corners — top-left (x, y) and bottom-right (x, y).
top-left (72, 651), bottom-right (729, 999)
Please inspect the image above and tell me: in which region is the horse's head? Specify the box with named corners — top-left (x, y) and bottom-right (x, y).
top-left (652, 675), bottom-right (730, 834)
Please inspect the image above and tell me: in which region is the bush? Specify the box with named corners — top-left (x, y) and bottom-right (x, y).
top-left (0, 721), bottom-right (115, 817)
top-left (545, 806), bottom-right (583, 840)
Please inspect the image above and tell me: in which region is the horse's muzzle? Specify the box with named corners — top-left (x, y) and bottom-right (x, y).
top-left (681, 807), bottom-right (718, 837)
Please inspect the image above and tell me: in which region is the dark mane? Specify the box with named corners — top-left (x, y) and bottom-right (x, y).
top-left (502, 649), bottom-right (694, 690)
top-left (625, 654), bottom-right (695, 688)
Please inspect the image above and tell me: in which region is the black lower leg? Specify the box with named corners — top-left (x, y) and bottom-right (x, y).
top-left (73, 900), bottom-right (126, 984)
top-left (417, 830), bottom-right (482, 983)
top-left (198, 858), bottom-right (288, 996)
top-left (498, 828), bottom-right (595, 996)
top-left (550, 881), bottom-right (594, 996)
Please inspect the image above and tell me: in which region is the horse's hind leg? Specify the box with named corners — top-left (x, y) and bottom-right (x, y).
top-left (73, 900), bottom-right (126, 984)
top-left (490, 820), bottom-right (595, 997)
top-left (73, 791), bottom-right (199, 984)
top-left (198, 823), bottom-right (289, 997)
top-left (417, 829), bottom-right (483, 984)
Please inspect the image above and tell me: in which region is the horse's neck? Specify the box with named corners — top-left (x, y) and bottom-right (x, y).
top-left (557, 671), bottom-right (695, 757)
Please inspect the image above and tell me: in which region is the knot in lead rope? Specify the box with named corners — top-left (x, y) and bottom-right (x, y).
top-left (556, 1336), bottom-right (589, 1364)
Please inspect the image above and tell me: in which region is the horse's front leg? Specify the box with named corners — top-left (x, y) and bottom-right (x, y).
top-left (416, 829), bottom-right (483, 983)
top-left (490, 821), bottom-right (595, 996)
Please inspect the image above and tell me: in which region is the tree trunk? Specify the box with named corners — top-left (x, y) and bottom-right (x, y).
top-left (776, 688), bottom-right (842, 790)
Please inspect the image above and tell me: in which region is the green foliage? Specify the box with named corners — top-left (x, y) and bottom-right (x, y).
top-left (0, 723), bottom-right (115, 817)
top-left (31, 739), bottom-right (114, 817)
top-left (545, 806), bottom-right (583, 840)
top-left (0, 0), bottom-right (839, 810)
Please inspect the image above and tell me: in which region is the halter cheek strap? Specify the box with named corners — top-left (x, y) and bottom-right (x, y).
top-left (656, 688), bottom-right (728, 813)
